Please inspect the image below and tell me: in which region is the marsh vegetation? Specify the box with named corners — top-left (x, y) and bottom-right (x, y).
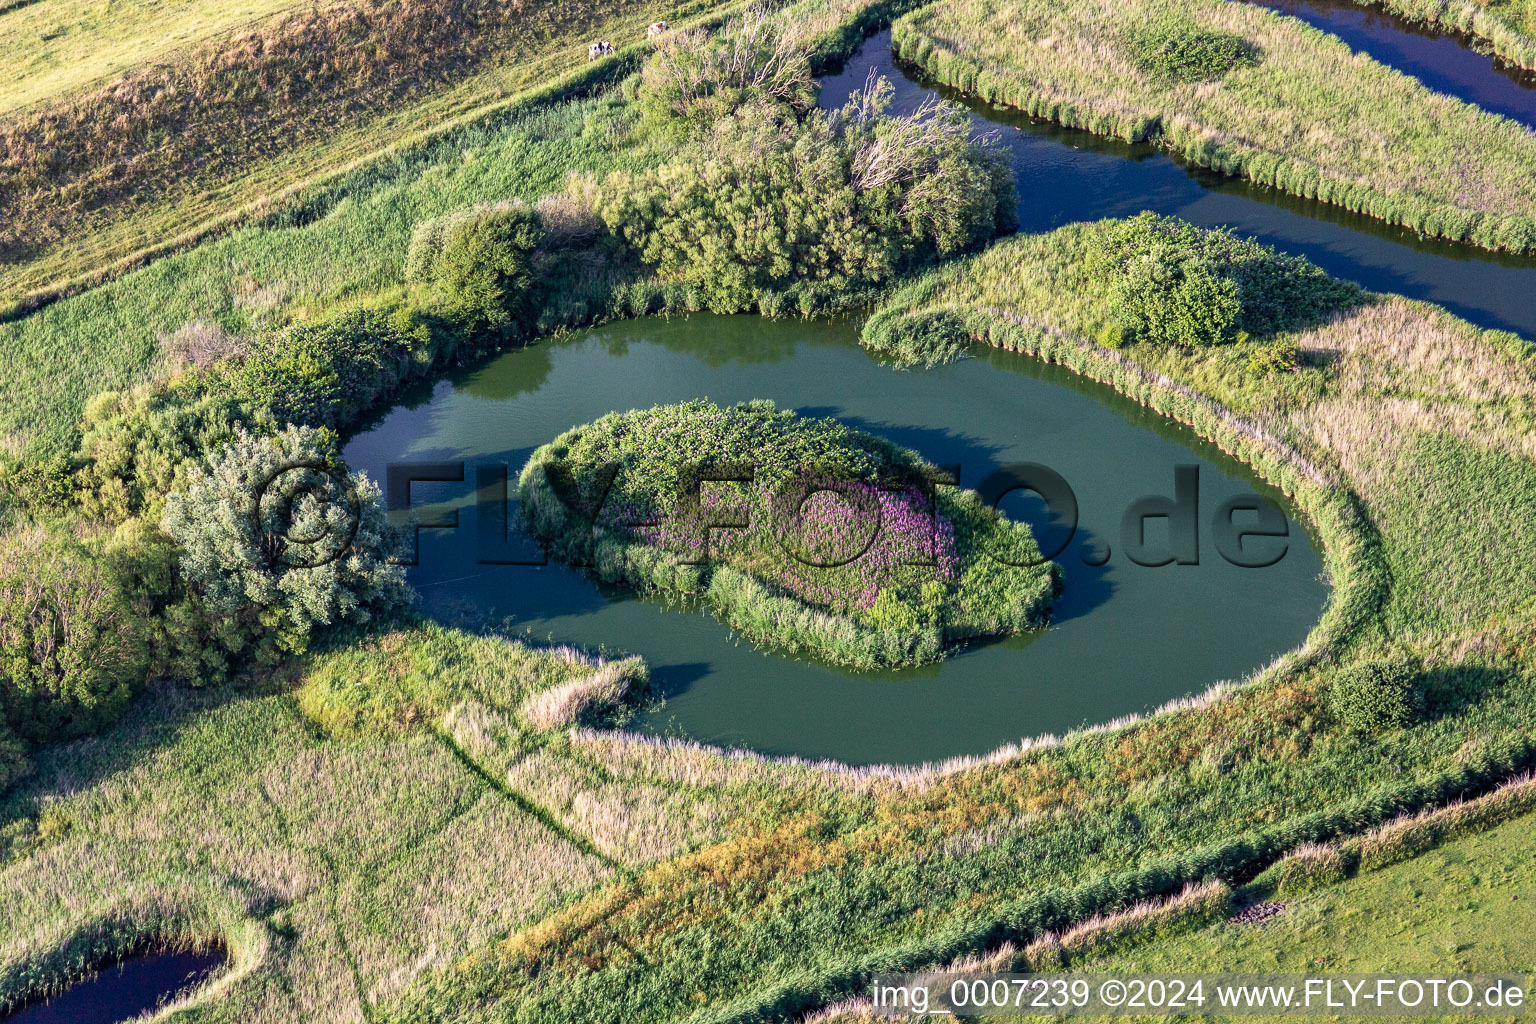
top-left (519, 399), bottom-right (1057, 668)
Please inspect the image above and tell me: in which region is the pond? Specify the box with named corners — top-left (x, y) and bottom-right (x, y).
top-left (344, 317), bottom-right (1328, 765)
top-left (0, 950), bottom-right (224, 1024)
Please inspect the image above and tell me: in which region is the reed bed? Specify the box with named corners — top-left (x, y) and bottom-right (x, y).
top-left (892, 0), bottom-right (1536, 251)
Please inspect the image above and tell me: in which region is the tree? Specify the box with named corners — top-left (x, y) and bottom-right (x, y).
top-left (163, 425), bottom-right (412, 668)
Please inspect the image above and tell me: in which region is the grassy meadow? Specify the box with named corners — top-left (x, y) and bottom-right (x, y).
top-left (0, 622), bottom-right (772, 1020)
top-left (810, 794), bottom-right (1536, 1022)
top-left (0, 0), bottom-right (321, 116)
top-left (1075, 809), bottom-right (1536, 984)
top-left (0, 0), bottom-right (920, 461)
top-left (0, 90), bottom-right (651, 460)
top-left (892, 0), bottom-right (1536, 251)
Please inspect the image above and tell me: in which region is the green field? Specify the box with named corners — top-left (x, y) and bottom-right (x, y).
top-left (892, 0), bottom-right (1536, 251)
top-left (1084, 811), bottom-right (1536, 982)
top-left (811, 804), bottom-right (1536, 1022)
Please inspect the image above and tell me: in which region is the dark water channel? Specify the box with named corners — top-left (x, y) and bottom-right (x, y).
top-left (0, 951), bottom-right (223, 1024)
top-left (822, 29), bottom-right (1536, 342)
top-left (1248, 0), bottom-right (1536, 130)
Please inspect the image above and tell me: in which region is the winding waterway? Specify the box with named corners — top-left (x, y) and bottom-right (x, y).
top-left (824, 29), bottom-right (1536, 341)
top-left (345, 318), bottom-right (1327, 765)
top-left (349, 13), bottom-right (1536, 765)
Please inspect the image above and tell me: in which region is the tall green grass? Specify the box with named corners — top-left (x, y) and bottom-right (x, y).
top-left (891, 0), bottom-right (1536, 252)
top-left (0, 91), bottom-right (652, 459)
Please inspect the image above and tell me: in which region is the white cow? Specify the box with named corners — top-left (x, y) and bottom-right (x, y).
top-left (588, 40), bottom-right (615, 60)
top-left (647, 20), bottom-right (668, 38)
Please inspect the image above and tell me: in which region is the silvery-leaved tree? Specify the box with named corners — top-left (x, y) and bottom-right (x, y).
top-left (163, 425), bottom-right (412, 669)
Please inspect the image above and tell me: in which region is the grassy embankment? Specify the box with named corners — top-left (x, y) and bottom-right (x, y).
top-left (520, 400), bottom-right (1057, 668)
top-left (809, 780), bottom-right (1536, 1021)
top-left (891, 0), bottom-right (1536, 251)
top-left (0, 0), bottom-right (729, 310)
top-left (0, 0), bottom-right (914, 463)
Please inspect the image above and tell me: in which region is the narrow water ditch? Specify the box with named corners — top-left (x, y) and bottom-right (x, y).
top-left (826, 29), bottom-right (1536, 341)
top-left (0, 950), bottom-right (224, 1024)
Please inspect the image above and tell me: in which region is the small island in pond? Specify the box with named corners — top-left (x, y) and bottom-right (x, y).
top-left (518, 400), bottom-right (1059, 669)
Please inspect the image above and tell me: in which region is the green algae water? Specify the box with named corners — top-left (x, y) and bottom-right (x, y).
top-left (344, 316), bottom-right (1327, 765)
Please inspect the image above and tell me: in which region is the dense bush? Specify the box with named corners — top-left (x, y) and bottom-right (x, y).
top-left (1246, 338), bottom-right (1303, 377)
top-left (1089, 213), bottom-right (1360, 346)
top-left (519, 400), bottom-right (1056, 668)
top-left (860, 308), bottom-right (973, 366)
top-left (199, 306), bottom-right (433, 429)
top-left (95, 517), bottom-right (243, 686)
top-left (407, 201), bottom-right (544, 340)
top-left (594, 82), bottom-right (1015, 314)
top-left (1112, 249), bottom-right (1241, 347)
top-left (1329, 658), bottom-right (1425, 733)
top-left (72, 385), bottom-right (273, 524)
top-left (637, 7), bottom-right (816, 135)
top-left (1128, 16), bottom-right (1259, 82)
top-left (0, 527), bottom-right (150, 743)
top-left (163, 425), bottom-right (413, 667)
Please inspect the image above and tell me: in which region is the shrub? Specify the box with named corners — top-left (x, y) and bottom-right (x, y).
top-left (1246, 338), bottom-right (1302, 377)
top-left (0, 723), bottom-right (27, 796)
top-left (432, 202), bottom-right (544, 339)
top-left (638, 7), bottom-right (815, 135)
top-left (1329, 658), bottom-right (1424, 733)
top-left (1091, 213), bottom-right (1360, 346)
top-left (1128, 16), bottom-right (1259, 82)
top-left (861, 308), bottom-right (973, 366)
top-left (200, 305), bottom-right (432, 429)
top-left (1115, 247), bottom-right (1241, 347)
top-left (72, 385), bottom-right (272, 524)
top-left (0, 527), bottom-right (149, 743)
top-left (595, 83), bottom-right (1014, 314)
top-left (96, 517), bottom-right (234, 686)
top-left (162, 425), bottom-right (413, 668)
